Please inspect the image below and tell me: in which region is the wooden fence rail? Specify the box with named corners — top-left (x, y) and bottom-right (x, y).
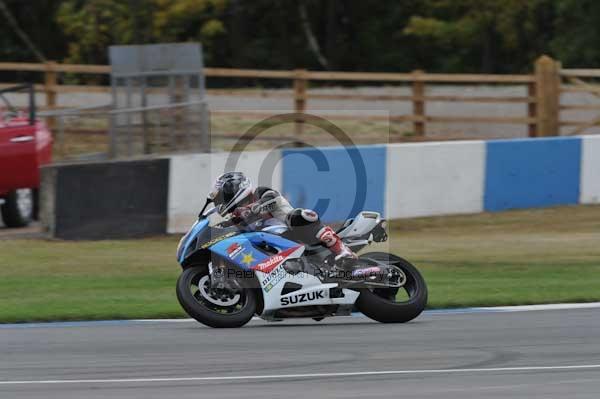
top-left (0, 55), bottom-right (576, 137)
top-left (559, 67), bottom-right (600, 135)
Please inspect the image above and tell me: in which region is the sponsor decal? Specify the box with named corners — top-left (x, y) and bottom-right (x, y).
top-left (227, 243), bottom-right (243, 259)
top-left (254, 254), bottom-right (284, 273)
top-left (251, 246), bottom-right (302, 273)
top-left (200, 232), bottom-right (236, 249)
top-left (241, 252), bottom-right (256, 266)
top-left (261, 265), bottom-right (286, 292)
top-left (351, 266), bottom-right (381, 277)
top-left (281, 290), bottom-right (325, 306)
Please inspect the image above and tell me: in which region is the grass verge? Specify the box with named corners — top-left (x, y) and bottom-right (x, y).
top-left (1, 205), bottom-right (599, 323)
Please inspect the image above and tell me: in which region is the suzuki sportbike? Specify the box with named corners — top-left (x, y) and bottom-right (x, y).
top-left (176, 199), bottom-right (428, 328)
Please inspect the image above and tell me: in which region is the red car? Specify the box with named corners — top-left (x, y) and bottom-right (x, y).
top-left (0, 84), bottom-right (52, 227)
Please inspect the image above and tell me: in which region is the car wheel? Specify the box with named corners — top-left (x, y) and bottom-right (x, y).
top-left (1, 188), bottom-right (34, 227)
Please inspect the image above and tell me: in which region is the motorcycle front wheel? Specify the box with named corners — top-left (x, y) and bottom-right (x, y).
top-left (176, 265), bottom-right (257, 328)
top-left (355, 252), bottom-right (428, 323)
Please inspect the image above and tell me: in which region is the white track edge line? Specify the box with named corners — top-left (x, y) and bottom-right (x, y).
top-left (2, 302), bottom-right (600, 329)
top-left (2, 364), bottom-right (600, 385)
top-left (463, 302), bottom-right (600, 312)
top-left (135, 302), bottom-right (600, 322)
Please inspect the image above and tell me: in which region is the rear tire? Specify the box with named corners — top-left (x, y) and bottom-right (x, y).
top-left (356, 253), bottom-right (427, 323)
top-left (176, 265), bottom-right (257, 328)
top-left (1, 188), bottom-right (33, 227)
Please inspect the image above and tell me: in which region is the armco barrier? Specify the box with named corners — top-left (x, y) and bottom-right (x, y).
top-left (41, 158), bottom-right (169, 239)
top-left (166, 136), bottom-right (595, 233)
top-left (168, 150), bottom-right (283, 233)
top-left (386, 141), bottom-right (485, 219)
top-left (282, 145), bottom-right (386, 223)
top-left (484, 137), bottom-right (581, 212)
top-left (41, 136), bottom-right (598, 238)
top-left (581, 135), bottom-right (600, 204)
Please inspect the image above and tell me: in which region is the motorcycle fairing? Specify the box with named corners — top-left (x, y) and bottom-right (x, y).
top-left (176, 217), bottom-right (362, 316)
top-left (177, 219), bottom-right (244, 264)
top-left (209, 231), bottom-right (302, 270)
top-left (177, 219), bottom-right (209, 264)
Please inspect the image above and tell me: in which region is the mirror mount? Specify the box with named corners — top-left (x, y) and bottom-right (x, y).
top-left (198, 197), bottom-right (214, 219)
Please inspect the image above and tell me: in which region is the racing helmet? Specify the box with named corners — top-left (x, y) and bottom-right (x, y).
top-left (209, 172), bottom-right (254, 216)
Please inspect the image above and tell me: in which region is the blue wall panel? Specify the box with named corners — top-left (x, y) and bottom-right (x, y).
top-left (282, 145), bottom-right (386, 222)
top-left (484, 137), bottom-right (582, 212)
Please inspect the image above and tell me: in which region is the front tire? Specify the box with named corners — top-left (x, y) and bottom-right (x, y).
top-left (1, 188), bottom-right (34, 228)
top-left (356, 253), bottom-right (428, 323)
top-left (176, 265), bottom-right (257, 328)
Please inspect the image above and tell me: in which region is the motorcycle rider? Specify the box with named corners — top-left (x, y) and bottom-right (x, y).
top-left (209, 171), bottom-right (357, 264)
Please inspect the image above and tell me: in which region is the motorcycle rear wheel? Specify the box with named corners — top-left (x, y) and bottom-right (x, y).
top-left (355, 253), bottom-right (427, 323)
top-left (176, 265), bottom-right (257, 328)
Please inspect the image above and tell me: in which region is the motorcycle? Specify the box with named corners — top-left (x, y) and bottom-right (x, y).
top-left (175, 198), bottom-right (428, 328)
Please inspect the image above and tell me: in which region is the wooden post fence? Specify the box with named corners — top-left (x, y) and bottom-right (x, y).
top-left (534, 55), bottom-right (561, 137)
top-left (412, 70), bottom-right (426, 136)
top-left (527, 81), bottom-right (537, 137)
top-left (293, 69), bottom-right (308, 137)
top-left (1, 59), bottom-right (572, 140)
top-left (44, 61), bottom-right (58, 129)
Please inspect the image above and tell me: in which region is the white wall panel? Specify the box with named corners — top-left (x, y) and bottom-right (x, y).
top-left (386, 141), bottom-right (485, 218)
top-left (580, 135), bottom-right (600, 204)
top-left (168, 150), bottom-right (283, 233)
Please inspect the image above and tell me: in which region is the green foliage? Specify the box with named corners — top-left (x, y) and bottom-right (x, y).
top-left (55, 0), bottom-right (226, 64)
top-left (403, 0), bottom-right (555, 72)
top-left (551, 0), bottom-right (600, 67)
top-left (3, 0), bottom-right (600, 73)
top-left (57, 0), bottom-right (134, 64)
top-left (152, 0), bottom-right (226, 63)
top-left (0, 0), bottom-right (66, 62)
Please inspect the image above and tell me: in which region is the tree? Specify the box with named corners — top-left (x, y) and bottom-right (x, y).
top-left (0, 0), bottom-right (65, 62)
top-left (551, 0), bottom-right (600, 67)
top-left (56, 0), bottom-right (226, 65)
top-left (402, 0), bottom-right (555, 73)
top-left (7, 0), bottom-right (600, 76)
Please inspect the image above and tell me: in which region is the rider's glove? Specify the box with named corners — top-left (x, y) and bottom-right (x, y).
top-left (232, 206), bottom-right (252, 219)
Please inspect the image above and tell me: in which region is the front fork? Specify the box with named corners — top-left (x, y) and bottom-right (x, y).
top-left (208, 261), bottom-right (243, 293)
top-left (208, 262), bottom-right (227, 290)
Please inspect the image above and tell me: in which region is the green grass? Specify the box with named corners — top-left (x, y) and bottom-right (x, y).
top-left (384, 205), bottom-right (600, 308)
top-left (0, 239), bottom-right (181, 323)
top-left (1, 205), bottom-right (600, 323)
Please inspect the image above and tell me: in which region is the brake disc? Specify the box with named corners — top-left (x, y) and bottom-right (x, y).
top-left (198, 275), bottom-right (240, 307)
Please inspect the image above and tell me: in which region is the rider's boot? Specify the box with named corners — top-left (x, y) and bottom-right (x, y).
top-left (316, 226), bottom-right (387, 282)
top-left (316, 226), bottom-right (358, 280)
top-left (316, 226), bottom-right (357, 261)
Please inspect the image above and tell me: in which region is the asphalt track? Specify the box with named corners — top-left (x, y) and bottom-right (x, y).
top-left (1, 306), bottom-right (600, 398)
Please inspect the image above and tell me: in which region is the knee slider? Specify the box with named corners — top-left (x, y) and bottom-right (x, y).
top-left (300, 209), bottom-right (319, 223)
top-left (288, 208), bottom-right (319, 226)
